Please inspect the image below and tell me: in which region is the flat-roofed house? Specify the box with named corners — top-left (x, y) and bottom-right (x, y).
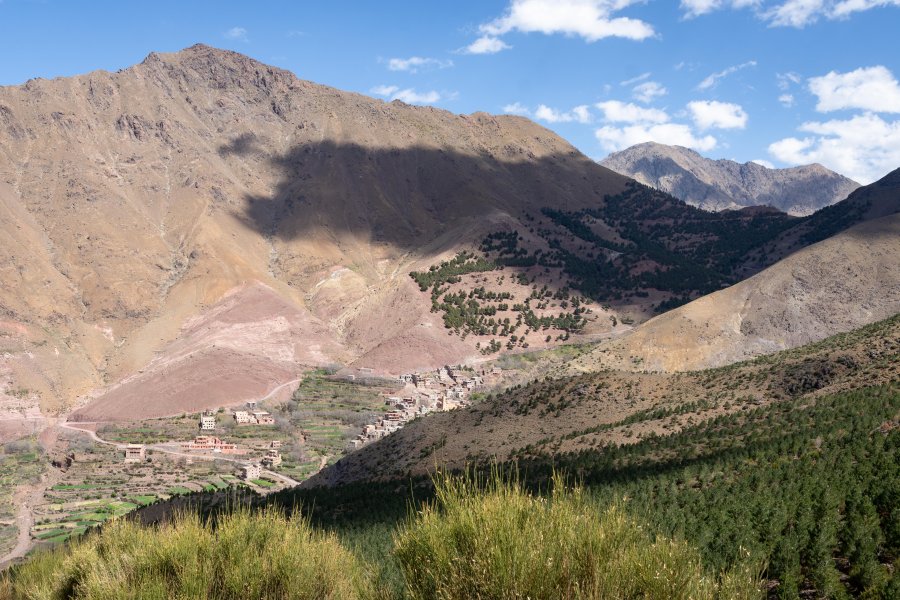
top-left (124, 444), bottom-right (145, 463)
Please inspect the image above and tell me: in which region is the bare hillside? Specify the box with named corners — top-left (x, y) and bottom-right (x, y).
top-left (0, 44), bottom-right (634, 417)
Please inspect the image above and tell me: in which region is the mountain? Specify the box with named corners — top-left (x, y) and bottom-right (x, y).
top-left (0, 45), bottom-right (889, 422)
top-left (575, 169), bottom-right (900, 372)
top-left (600, 141), bottom-right (860, 216)
top-left (0, 43), bottom-right (655, 420)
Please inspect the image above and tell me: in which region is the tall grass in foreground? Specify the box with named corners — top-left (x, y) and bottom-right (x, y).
top-left (393, 470), bottom-right (763, 600)
top-left (0, 508), bottom-right (371, 600)
top-left (1, 471), bottom-right (763, 599)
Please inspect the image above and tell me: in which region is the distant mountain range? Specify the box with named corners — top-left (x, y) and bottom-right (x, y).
top-left (600, 142), bottom-right (860, 216)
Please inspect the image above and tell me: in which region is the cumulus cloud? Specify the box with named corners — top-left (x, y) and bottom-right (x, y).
top-left (768, 112), bottom-right (900, 183)
top-left (682, 0), bottom-right (900, 26)
top-left (462, 36), bottom-right (512, 54)
top-left (224, 27), bottom-right (249, 42)
top-left (596, 101), bottom-right (669, 123)
top-left (387, 56), bottom-right (453, 73)
top-left (779, 94), bottom-right (795, 107)
top-left (596, 123), bottom-right (718, 152)
top-left (688, 100), bottom-right (749, 129)
top-left (594, 100), bottom-right (718, 152)
top-left (468, 0), bottom-right (655, 53)
top-left (697, 60), bottom-right (757, 90)
top-left (632, 81), bottom-right (668, 103)
top-left (808, 65), bottom-right (900, 113)
top-left (370, 85), bottom-right (443, 104)
top-left (534, 104), bottom-right (593, 123)
top-left (751, 158), bottom-right (775, 168)
top-left (503, 102), bottom-right (531, 116)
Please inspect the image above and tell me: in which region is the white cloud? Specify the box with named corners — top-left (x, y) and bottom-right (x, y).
top-left (503, 102), bottom-right (531, 116)
top-left (751, 158), bottom-right (775, 168)
top-left (779, 93), bottom-right (795, 107)
top-left (370, 85), bottom-right (443, 105)
top-left (471, 0), bottom-right (655, 53)
top-left (768, 112), bottom-right (900, 183)
top-left (682, 0), bottom-right (900, 26)
top-left (596, 100), bottom-right (669, 123)
top-left (687, 100), bottom-right (749, 129)
top-left (594, 100), bottom-right (718, 152)
top-left (764, 0), bottom-right (829, 26)
top-left (463, 35), bottom-right (511, 54)
top-left (596, 123), bottom-right (718, 152)
top-left (224, 27), bottom-right (249, 42)
top-left (697, 60), bottom-right (757, 90)
top-left (809, 65), bottom-right (900, 113)
top-left (777, 71), bottom-right (802, 90)
top-left (620, 72), bottom-right (651, 86)
top-left (682, 0), bottom-right (761, 17)
top-left (387, 56), bottom-right (453, 73)
top-left (632, 81), bottom-right (668, 103)
top-left (371, 85), bottom-right (399, 97)
top-left (534, 104), bottom-right (593, 123)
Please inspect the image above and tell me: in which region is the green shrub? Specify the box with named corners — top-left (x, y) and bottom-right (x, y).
top-left (1, 508), bottom-right (370, 600)
top-left (393, 470), bottom-right (762, 600)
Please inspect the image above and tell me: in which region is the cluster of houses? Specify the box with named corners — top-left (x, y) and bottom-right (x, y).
top-left (239, 441), bottom-right (283, 482)
top-left (348, 364), bottom-right (500, 450)
top-left (182, 435), bottom-right (244, 454)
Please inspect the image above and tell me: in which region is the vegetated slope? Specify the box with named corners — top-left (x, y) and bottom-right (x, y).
top-left (0, 44), bottom-right (889, 420)
top-left (288, 317), bottom-right (900, 598)
top-left (578, 174), bottom-right (900, 372)
top-left (307, 313), bottom-right (899, 484)
top-left (600, 141), bottom-right (860, 215)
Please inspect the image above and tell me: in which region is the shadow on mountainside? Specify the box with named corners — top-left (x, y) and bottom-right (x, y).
top-left (232, 138), bottom-right (629, 249)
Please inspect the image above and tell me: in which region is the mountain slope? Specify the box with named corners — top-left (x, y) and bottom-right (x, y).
top-left (306, 312), bottom-right (900, 486)
top-left (575, 170), bottom-right (900, 373)
top-left (0, 45), bottom-right (890, 421)
top-left (0, 44), bottom-right (633, 416)
top-left (600, 141), bottom-right (860, 215)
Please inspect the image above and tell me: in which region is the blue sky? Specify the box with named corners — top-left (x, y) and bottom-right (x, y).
top-left (1, 1), bottom-right (899, 183)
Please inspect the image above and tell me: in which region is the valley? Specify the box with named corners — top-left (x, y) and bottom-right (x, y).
top-left (0, 43), bottom-right (897, 599)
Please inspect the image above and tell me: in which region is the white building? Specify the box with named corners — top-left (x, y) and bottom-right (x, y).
top-left (199, 413), bottom-right (216, 431)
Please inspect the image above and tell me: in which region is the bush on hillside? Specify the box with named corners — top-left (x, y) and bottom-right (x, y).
top-left (0, 508), bottom-right (370, 600)
top-left (393, 470), bottom-right (763, 600)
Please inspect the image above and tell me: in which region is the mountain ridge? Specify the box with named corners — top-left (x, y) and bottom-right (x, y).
top-left (600, 141), bottom-right (860, 216)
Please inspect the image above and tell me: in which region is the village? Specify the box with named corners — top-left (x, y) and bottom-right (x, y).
top-left (117, 401), bottom-right (289, 486)
top-left (348, 364), bottom-right (501, 450)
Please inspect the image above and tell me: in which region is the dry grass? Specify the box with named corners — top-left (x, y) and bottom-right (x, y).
top-left (0, 508), bottom-right (370, 600)
top-left (393, 470), bottom-right (763, 600)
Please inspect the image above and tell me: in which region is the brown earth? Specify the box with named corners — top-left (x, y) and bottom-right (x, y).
top-left (0, 44), bottom-right (631, 417)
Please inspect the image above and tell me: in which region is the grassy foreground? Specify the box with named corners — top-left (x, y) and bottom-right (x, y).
top-left (1, 473), bottom-right (761, 600)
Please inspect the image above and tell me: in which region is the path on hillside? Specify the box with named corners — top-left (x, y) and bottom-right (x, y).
top-left (0, 421), bottom-right (63, 568)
